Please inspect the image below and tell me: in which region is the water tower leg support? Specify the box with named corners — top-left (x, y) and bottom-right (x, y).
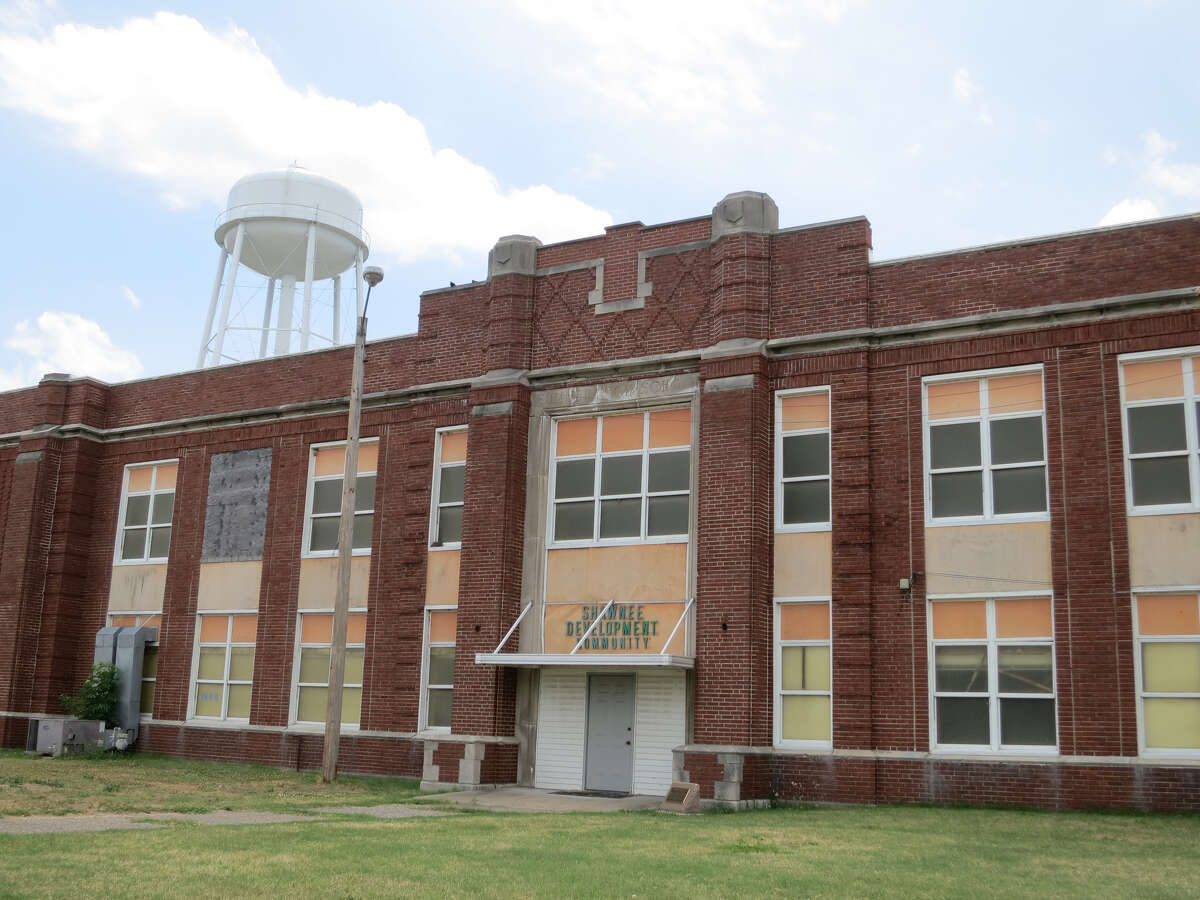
top-left (354, 248), bottom-right (365, 319)
top-left (212, 223), bottom-right (246, 365)
top-left (197, 248), bottom-right (229, 368)
top-left (260, 278), bottom-right (277, 359)
top-left (332, 275), bottom-right (341, 345)
top-left (277, 275), bottom-right (296, 355)
top-left (301, 222), bottom-right (316, 351)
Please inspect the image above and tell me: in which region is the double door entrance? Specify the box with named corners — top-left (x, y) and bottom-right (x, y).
top-left (584, 674), bottom-right (634, 794)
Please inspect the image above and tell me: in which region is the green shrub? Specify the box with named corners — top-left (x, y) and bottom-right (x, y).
top-left (60, 663), bottom-right (120, 724)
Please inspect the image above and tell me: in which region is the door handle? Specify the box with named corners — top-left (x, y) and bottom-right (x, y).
top-left (625, 740), bottom-right (631, 746)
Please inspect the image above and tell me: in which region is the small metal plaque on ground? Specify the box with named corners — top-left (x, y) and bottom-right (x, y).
top-left (659, 782), bottom-right (700, 814)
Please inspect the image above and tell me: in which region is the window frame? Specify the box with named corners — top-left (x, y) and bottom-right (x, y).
top-left (1131, 587), bottom-right (1200, 759)
top-left (301, 438), bottom-right (379, 559)
top-left (288, 607), bottom-right (368, 729)
top-left (922, 365), bottom-right (1050, 527)
top-left (112, 459), bottom-right (179, 565)
top-left (774, 387), bottom-right (832, 533)
top-left (547, 408), bottom-right (692, 548)
top-left (773, 597), bottom-right (833, 751)
top-left (428, 426), bottom-right (467, 550)
top-left (418, 604), bottom-right (457, 734)
top-left (1118, 348), bottom-right (1200, 516)
top-left (927, 593), bottom-right (1059, 755)
top-left (186, 610), bottom-right (258, 723)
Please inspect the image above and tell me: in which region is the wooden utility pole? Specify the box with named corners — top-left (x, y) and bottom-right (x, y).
top-left (321, 265), bottom-right (380, 783)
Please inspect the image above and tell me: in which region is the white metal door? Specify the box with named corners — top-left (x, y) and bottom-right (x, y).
top-left (585, 674), bottom-right (635, 793)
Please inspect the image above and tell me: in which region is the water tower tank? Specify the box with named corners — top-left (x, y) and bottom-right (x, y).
top-left (197, 168), bottom-right (371, 367)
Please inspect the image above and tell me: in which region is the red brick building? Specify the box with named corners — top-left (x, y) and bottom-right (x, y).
top-left (2, 191), bottom-right (1200, 810)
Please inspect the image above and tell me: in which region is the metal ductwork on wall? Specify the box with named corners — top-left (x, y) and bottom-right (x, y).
top-left (94, 625), bottom-right (157, 744)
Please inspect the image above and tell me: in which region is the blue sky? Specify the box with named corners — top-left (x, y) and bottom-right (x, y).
top-left (1, 0), bottom-right (1197, 388)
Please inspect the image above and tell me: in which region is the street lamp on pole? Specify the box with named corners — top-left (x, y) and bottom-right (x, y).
top-left (321, 265), bottom-right (383, 783)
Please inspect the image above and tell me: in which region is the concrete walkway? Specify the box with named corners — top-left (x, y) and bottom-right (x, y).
top-left (430, 786), bottom-right (662, 813)
top-left (0, 805), bottom-right (445, 835)
top-left (0, 788), bottom-right (658, 834)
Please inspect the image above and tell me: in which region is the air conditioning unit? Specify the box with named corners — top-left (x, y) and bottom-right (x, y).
top-left (33, 718), bottom-right (104, 757)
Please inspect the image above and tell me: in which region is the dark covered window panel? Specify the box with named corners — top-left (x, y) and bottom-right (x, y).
top-left (783, 433), bottom-right (830, 478)
top-left (1128, 404), bottom-right (1187, 454)
top-left (992, 466), bottom-right (1047, 514)
top-left (555, 459), bottom-right (595, 499)
top-left (930, 422), bottom-right (981, 469)
top-left (990, 416), bottom-right (1044, 465)
top-left (931, 470), bottom-right (984, 518)
top-left (783, 480), bottom-right (830, 524)
top-left (1131, 457), bottom-right (1191, 506)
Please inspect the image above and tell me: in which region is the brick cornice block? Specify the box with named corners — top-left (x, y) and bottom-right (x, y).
top-left (711, 192), bottom-right (779, 240)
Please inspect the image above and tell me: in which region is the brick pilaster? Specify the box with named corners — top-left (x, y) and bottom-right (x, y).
top-left (694, 354), bottom-right (773, 746)
top-left (452, 382), bottom-right (530, 736)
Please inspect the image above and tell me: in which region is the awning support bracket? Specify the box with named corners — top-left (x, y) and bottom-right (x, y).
top-left (570, 598), bottom-right (615, 654)
top-left (492, 603), bottom-right (531, 654)
top-left (662, 597), bottom-right (694, 654)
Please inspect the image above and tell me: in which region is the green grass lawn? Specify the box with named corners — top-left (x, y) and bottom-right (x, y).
top-left (0, 748), bottom-right (420, 815)
top-left (2, 751), bottom-right (1199, 898)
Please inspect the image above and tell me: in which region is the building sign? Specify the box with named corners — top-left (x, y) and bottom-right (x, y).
top-left (543, 601), bottom-right (687, 654)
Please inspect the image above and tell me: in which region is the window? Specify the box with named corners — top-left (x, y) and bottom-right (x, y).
top-left (929, 597), bottom-right (1057, 751)
top-left (774, 600), bottom-right (831, 748)
top-left (775, 389), bottom-right (831, 529)
top-left (550, 408), bottom-right (691, 544)
top-left (108, 613), bottom-right (161, 716)
top-left (114, 461), bottom-right (177, 562)
top-left (304, 440), bottom-right (378, 556)
top-left (1134, 592), bottom-right (1200, 755)
top-left (421, 608), bottom-right (456, 730)
top-left (190, 613), bottom-right (257, 721)
top-left (1120, 351), bottom-right (1200, 512)
top-left (292, 611), bottom-right (365, 726)
top-left (924, 370), bottom-right (1048, 523)
top-left (429, 428), bottom-right (466, 547)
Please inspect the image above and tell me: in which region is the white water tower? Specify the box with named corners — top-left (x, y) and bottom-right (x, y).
top-left (197, 168), bottom-right (371, 367)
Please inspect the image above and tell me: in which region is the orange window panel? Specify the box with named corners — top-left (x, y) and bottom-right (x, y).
top-left (649, 408), bottom-right (691, 448)
top-left (143, 615), bottom-right (162, 628)
top-left (231, 615), bottom-right (258, 643)
top-left (780, 393), bottom-right (829, 431)
top-left (780, 602), bottom-right (830, 641)
top-left (301, 614), bottom-right (334, 643)
top-left (111, 615), bottom-right (138, 627)
top-left (440, 430), bottom-right (468, 464)
top-left (127, 467), bottom-right (153, 492)
top-left (995, 597), bottom-right (1052, 638)
top-left (347, 613), bottom-right (367, 644)
top-left (932, 601), bottom-right (987, 639)
top-left (1138, 595), bottom-right (1200, 636)
top-left (155, 463), bottom-right (178, 491)
top-left (988, 373), bottom-right (1043, 415)
top-left (1123, 359), bottom-right (1184, 402)
top-left (428, 610), bottom-right (458, 643)
top-left (601, 414), bottom-right (644, 452)
top-left (199, 615), bottom-right (229, 643)
top-left (313, 446), bottom-right (345, 476)
top-left (1193, 356), bottom-right (1199, 394)
top-left (927, 380), bottom-right (980, 421)
top-left (555, 418), bottom-right (596, 456)
top-left (357, 442), bottom-right (379, 474)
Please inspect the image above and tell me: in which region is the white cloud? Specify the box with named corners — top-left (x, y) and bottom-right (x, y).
top-left (1098, 197), bottom-right (1162, 226)
top-left (121, 285), bottom-right (141, 309)
top-left (1143, 129), bottom-right (1200, 198)
top-left (952, 66), bottom-right (992, 125)
top-left (0, 13), bottom-right (612, 263)
top-left (0, 311), bottom-right (142, 389)
top-left (510, 0), bottom-right (861, 131)
top-left (952, 67), bottom-right (976, 101)
top-left (0, 0), bottom-right (56, 31)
